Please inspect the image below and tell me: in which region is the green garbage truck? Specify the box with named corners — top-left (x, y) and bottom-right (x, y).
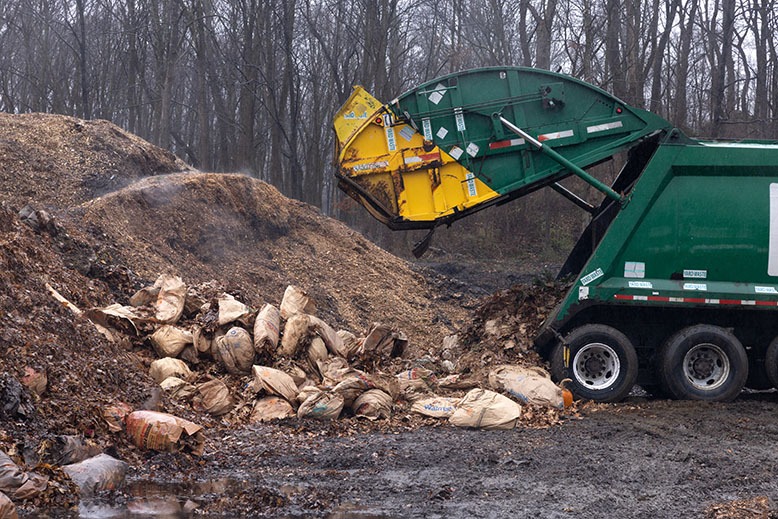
top-left (333, 66), bottom-right (778, 403)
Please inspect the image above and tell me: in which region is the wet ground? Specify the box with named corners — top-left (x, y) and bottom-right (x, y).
top-left (83, 391), bottom-right (778, 518)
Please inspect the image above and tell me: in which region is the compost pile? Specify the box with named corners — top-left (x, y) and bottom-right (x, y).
top-left (0, 113), bottom-right (571, 515)
top-left (456, 279), bottom-right (570, 371)
top-left (0, 113), bottom-right (191, 209)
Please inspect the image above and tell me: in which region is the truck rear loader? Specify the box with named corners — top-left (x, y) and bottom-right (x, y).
top-left (333, 66), bottom-right (778, 402)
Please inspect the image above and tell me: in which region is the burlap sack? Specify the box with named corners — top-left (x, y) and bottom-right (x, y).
top-left (362, 323), bottom-right (406, 361)
top-left (278, 314), bottom-right (311, 357)
top-left (160, 376), bottom-right (197, 400)
top-left (306, 337), bottom-right (329, 376)
top-left (438, 374), bottom-right (478, 390)
top-left (449, 389), bottom-right (521, 430)
top-left (250, 366), bottom-right (298, 405)
top-left (84, 304), bottom-right (141, 336)
top-left (125, 411), bottom-right (204, 455)
top-left (61, 454), bottom-right (127, 495)
top-left (216, 294), bottom-right (250, 326)
top-left (411, 397), bottom-right (461, 418)
top-left (149, 358), bottom-right (192, 384)
top-left (129, 285), bottom-right (159, 307)
top-left (281, 363), bottom-right (308, 387)
top-left (280, 285), bottom-right (316, 319)
top-left (352, 389), bottom-right (392, 420)
top-left (395, 368), bottom-right (437, 391)
top-left (317, 357), bottom-right (355, 386)
top-left (192, 326), bottom-right (213, 354)
top-left (296, 384), bottom-right (321, 405)
top-left (250, 397), bottom-right (295, 423)
top-left (179, 345), bottom-right (200, 365)
top-left (150, 325), bottom-right (193, 358)
top-left (193, 379), bottom-right (233, 416)
top-left (153, 274), bottom-right (187, 324)
top-left (308, 316), bottom-right (345, 357)
top-left (336, 330), bottom-right (363, 359)
top-left (253, 304), bottom-right (280, 356)
top-left (103, 402), bottom-right (133, 433)
top-left (488, 365), bottom-right (564, 409)
top-left (0, 491), bottom-right (16, 519)
top-left (370, 372), bottom-right (401, 400)
top-left (215, 327), bottom-right (254, 374)
top-left (332, 376), bottom-right (371, 407)
top-left (0, 450), bottom-right (48, 500)
top-left (332, 368), bottom-right (398, 405)
top-left (297, 389), bottom-right (343, 420)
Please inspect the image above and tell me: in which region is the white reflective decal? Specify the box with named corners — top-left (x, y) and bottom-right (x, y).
top-left (428, 83), bottom-right (446, 105)
top-left (769, 183), bottom-right (778, 275)
top-left (624, 261), bottom-right (645, 279)
top-left (398, 126), bottom-right (415, 142)
top-left (465, 173), bottom-right (477, 197)
top-left (587, 121), bottom-right (624, 134)
top-left (384, 127), bottom-right (396, 151)
top-left (580, 268), bottom-right (604, 286)
top-left (422, 118), bottom-right (433, 140)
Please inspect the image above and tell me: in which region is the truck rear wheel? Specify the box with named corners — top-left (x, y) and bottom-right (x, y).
top-left (763, 336), bottom-right (778, 389)
top-left (746, 356), bottom-right (773, 390)
top-left (550, 324), bottom-right (638, 402)
top-left (657, 324), bottom-right (747, 401)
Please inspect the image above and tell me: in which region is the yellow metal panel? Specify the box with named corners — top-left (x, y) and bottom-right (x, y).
top-left (334, 89), bottom-right (499, 225)
top-left (333, 86), bottom-right (383, 149)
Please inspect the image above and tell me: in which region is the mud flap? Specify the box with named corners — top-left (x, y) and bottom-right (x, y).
top-left (412, 227), bottom-right (436, 258)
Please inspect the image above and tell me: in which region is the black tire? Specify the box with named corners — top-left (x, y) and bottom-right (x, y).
top-left (643, 351), bottom-right (674, 399)
top-left (550, 324), bottom-right (638, 403)
top-left (657, 324), bottom-right (747, 402)
top-left (764, 337), bottom-right (778, 389)
top-left (640, 384), bottom-right (671, 399)
top-left (746, 355), bottom-right (773, 391)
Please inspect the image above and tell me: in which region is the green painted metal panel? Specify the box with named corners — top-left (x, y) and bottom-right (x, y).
top-left (390, 67), bottom-right (671, 198)
top-left (550, 140), bottom-right (778, 327)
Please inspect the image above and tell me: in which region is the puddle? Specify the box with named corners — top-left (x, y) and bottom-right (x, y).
top-left (76, 478), bottom-right (244, 518)
top-left (68, 478), bottom-right (396, 518)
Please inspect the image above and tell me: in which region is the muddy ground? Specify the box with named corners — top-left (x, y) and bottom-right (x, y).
top-left (250, 395), bottom-right (778, 519)
top-left (2, 113), bottom-right (778, 518)
top-left (93, 393), bottom-right (778, 518)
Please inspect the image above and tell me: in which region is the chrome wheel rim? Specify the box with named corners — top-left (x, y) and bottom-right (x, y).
top-left (573, 342), bottom-right (620, 390)
top-left (683, 343), bottom-right (730, 391)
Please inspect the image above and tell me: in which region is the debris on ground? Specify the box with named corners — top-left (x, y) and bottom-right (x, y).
top-left (61, 454), bottom-right (127, 496)
top-left (124, 411), bottom-right (205, 455)
top-left (58, 275), bottom-right (572, 438)
top-left (705, 496), bottom-right (777, 519)
top-left (0, 450), bottom-right (48, 500)
top-left (448, 388), bottom-right (523, 430)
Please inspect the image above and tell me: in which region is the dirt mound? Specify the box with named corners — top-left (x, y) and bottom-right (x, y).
top-left (0, 204), bottom-right (156, 441)
top-left (0, 113), bottom-right (190, 209)
top-left (67, 173), bottom-right (466, 350)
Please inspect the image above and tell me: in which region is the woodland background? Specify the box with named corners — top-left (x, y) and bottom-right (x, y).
top-left (1, 0), bottom-right (776, 261)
